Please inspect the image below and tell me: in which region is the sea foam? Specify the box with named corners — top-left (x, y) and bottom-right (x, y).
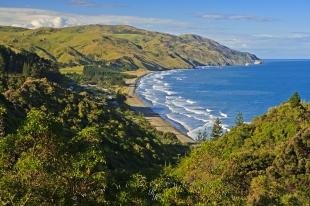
top-left (137, 70), bottom-right (231, 140)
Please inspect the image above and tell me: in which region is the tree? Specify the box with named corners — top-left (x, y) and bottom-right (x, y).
top-left (0, 55), bottom-right (5, 91)
top-left (0, 106), bottom-right (6, 136)
top-left (235, 112), bottom-right (244, 126)
top-left (197, 128), bottom-right (209, 142)
top-left (0, 55), bottom-right (4, 72)
top-left (211, 118), bottom-right (223, 138)
top-left (22, 62), bottom-right (32, 77)
top-left (288, 92), bottom-right (301, 107)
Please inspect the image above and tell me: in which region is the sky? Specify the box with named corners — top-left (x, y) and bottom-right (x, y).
top-left (0, 0), bottom-right (310, 58)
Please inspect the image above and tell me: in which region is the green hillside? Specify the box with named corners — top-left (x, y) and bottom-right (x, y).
top-left (2, 81), bottom-right (306, 205)
top-left (169, 94), bottom-right (310, 205)
top-left (0, 26), bottom-right (308, 206)
top-left (0, 50), bottom-right (188, 204)
top-left (0, 25), bottom-right (260, 70)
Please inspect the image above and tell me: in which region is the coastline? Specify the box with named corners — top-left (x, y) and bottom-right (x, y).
top-left (124, 69), bottom-right (195, 144)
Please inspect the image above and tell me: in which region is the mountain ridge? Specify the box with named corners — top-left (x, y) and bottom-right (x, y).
top-left (0, 24), bottom-right (260, 71)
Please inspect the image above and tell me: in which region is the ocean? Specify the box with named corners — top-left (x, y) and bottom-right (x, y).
top-left (136, 60), bottom-right (310, 140)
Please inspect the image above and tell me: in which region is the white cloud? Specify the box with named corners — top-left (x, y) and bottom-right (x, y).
top-left (218, 36), bottom-right (250, 49)
top-left (0, 7), bottom-right (188, 29)
top-left (213, 32), bottom-right (310, 58)
top-left (252, 32), bottom-right (310, 40)
top-left (200, 13), bottom-right (273, 22)
top-left (29, 16), bottom-right (66, 28)
top-left (289, 32), bottom-right (310, 39)
top-left (69, 0), bottom-right (127, 8)
top-left (252, 34), bottom-right (276, 38)
top-left (69, 0), bottom-right (96, 7)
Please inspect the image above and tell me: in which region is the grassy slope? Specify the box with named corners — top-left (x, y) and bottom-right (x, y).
top-left (0, 25), bottom-right (259, 70)
top-left (59, 65), bottom-right (84, 75)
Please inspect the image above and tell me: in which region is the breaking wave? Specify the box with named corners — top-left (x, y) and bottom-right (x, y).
top-left (136, 70), bottom-right (229, 140)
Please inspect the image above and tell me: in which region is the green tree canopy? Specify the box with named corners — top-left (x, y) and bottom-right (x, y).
top-left (211, 118), bottom-right (223, 138)
top-left (235, 112), bottom-right (244, 126)
top-left (288, 92), bottom-right (301, 107)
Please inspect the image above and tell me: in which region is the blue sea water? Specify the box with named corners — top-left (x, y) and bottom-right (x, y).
top-left (136, 60), bottom-right (310, 140)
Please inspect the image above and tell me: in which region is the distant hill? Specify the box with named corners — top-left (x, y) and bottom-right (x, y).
top-left (0, 25), bottom-right (260, 70)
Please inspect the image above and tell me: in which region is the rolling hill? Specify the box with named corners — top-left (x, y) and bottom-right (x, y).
top-left (0, 25), bottom-right (260, 70)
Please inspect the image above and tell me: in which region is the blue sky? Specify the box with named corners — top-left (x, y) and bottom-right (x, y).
top-left (0, 0), bottom-right (310, 58)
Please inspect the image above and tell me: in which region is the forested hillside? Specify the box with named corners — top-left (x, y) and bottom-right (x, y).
top-left (0, 45), bottom-right (59, 91)
top-left (170, 94), bottom-right (310, 205)
top-left (0, 46), bottom-right (189, 204)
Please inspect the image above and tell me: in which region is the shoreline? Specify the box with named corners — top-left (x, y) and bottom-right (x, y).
top-left (124, 69), bottom-right (195, 144)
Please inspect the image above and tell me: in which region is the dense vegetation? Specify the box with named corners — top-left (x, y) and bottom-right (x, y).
top-left (170, 94), bottom-right (310, 205)
top-left (1, 64), bottom-right (308, 205)
top-left (0, 26), bottom-right (308, 205)
top-left (0, 47), bottom-right (190, 205)
top-left (0, 44), bottom-right (129, 92)
top-left (82, 65), bottom-right (133, 87)
top-left (0, 25), bottom-right (259, 71)
top-left (0, 78), bottom-right (190, 205)
top-left (0, 45), bottom-right (59, 91)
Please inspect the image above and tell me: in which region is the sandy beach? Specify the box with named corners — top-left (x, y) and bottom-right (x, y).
top-left (124, 69), bottom-right (194, 144)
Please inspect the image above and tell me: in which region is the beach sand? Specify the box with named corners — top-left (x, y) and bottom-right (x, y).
top-left (124, 69), bottom-right (195, 144)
